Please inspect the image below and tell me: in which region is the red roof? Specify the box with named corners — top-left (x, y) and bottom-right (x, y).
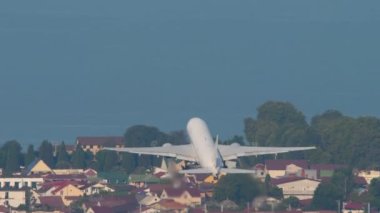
top-left (44, 173), bottom-right (88, 182)
top-left (84, 169), bottom-right (98, 177)
top-left (255, 163), bottom-right (265, 170)
top-left (40, 196), bottom-right (65, 209)
top-left (158, 199), bottom-right (187, 209)
top-left (89, 206), bottom-right (113, 213)
top-left (265, 160), bottom-right (308, 170)
top-left (76, 136), bottom-right (124, 146)
top-left (344, 201), bottom-right (365, 210)
top-left (163, 187), bottom-right (201, 197)
top-left (271, 177), bottom-right (320, 185)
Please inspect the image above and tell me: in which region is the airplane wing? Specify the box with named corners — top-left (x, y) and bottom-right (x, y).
top-left (218, 144), bottom-right (316, 161)
top-left (103, 144), bottom-right (197, 162)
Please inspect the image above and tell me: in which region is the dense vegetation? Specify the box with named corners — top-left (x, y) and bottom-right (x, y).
top-left (244, 101), bottom-right (380, 169)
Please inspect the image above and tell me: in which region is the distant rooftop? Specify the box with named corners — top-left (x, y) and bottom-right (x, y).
top-left (76, 136), bottom-right (124, 146)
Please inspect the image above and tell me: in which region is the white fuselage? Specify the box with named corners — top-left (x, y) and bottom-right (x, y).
top-left (186, 117), bottom-right (224, 175)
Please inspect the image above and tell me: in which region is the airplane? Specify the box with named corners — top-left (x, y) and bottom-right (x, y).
top-left (104, 117), bottom-right (315, 176)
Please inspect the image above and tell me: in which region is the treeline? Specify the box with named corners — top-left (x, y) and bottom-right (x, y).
top-left (244, 101), bottom-right (380, 169)
top-left (0, 126), bottom-right (187, 176)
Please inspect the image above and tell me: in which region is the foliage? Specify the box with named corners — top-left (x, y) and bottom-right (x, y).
top-left (369, 178), bottom-right (380, 208)
top-left (244, 101), bottom-right (380, 169)
top-left (38, 140), bottom-right (55, 168)
top-left (311, 181), bottom-right (342, 210)
top-left (3, 140), bottom-right (22, 175)
top-left (56, 141), bottom-right (70, 166)
top-left (244, 101), bottom-right (318, 160)
top-left (71, 145), bottom-right (86, 169)
top-left (213, 174), bottom-right (263, 206)
top-left (95, 150), bottom-right (120, 172)
top-left (25, 144), bottom-right (36, 167)
top-left (123, 125), bottom-right (172, 170)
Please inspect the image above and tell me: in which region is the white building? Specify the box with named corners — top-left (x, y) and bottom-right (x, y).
top-left (272, 177), bottom-right (321, 200)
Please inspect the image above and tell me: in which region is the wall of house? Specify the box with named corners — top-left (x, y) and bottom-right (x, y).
top-left (0, 177), bottom-right (44, 189)
top-left (277, 179), bottom-right (320, 200)
top-left (267, 170), bottom-right (286, 178)
top-left (30, 161), bottom-right (52, 174)
top-left (0, 190), bottom-right (25, 208)
top-left (358, 170), bottom-right (380, 184)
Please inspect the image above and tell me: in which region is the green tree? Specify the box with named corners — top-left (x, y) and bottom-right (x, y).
top-left (3, 140), bottom-right (22, 176)
top-left (124, 125), bottom-right (169, 169)
top-left (38, 140), bottom-right (55, 168)
top-left (25, 145), bottom-right (36, 167)
top-left (244, 101), bottom-right (318, 160)
top-left (56, 141), bottom-right (70, 168)
top-left (283, 196), bottom-right (300, 209)
top-left (369, 178), bottom-right (380, 208)
top-left (71, 146), bottom-right (86, 169)
top-left (103, 151), bottom-right (119, 171)
top-left (311, 182), bottom-right (342, 210)
top-left (214, 174), bottom-right (263, 206)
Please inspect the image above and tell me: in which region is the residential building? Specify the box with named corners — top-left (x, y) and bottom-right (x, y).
top-left (160, 187), bottom-right (202, 206)
top-left (265, 160), bottom-right (308, 178)
top-left (0, 188), bottom-right (26, 208)
top-left (23, 159), bottom-right (53, 176)
top-left (271, 177), bottom-right (321, 200)
top-left (343, 201), bottom-right (365, 213)
top-left (76, 136), bottom-right (124, 155)
top-left (357, 170), bottom-right (380, 185)
top-left (0, 177), bottom-right (44, 189)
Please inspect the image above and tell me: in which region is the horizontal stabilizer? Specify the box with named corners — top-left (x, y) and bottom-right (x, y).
top-left (178, 168), bottom-right (255, 174)
top-left (220, 168), bottom-right (255, 174)
top-left (178, 168), bottom-right (212, 174)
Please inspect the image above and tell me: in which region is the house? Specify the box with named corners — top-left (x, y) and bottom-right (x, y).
top-left (44, 173), bottom-right (88, 182)
top-left (23, 159), bottom-right (53, 176)
top-left (80, 183), bottom-right (115, 196)
top-left (84, 169), bottom-right (98, 178)
top-left (160, 187), bottom-right (202, 206)
top-left (357, 170), bottom-right (380, 185)
top-left (39, 196), bottom-right (66, 211)
top-left (271, 177), bottom-right (321, 200)
top-left (38, 181), bottom-right (84, 206)
top-left (52, 169), bottom-right (84, 175)
top-left (151, 199), bottom-right (188, 213)
top-left (343, 201), bottom-right (365, 213)
top-left (265, 160), bottom-right (308, 178)
top-left (0, 188), bottom-right (26, 208)
top-left (83, 195), bottom-right (138, 213)
top-left (0, 177), bottom-right (44, 189)
top-left (76, 136), bottom-right (124, 155)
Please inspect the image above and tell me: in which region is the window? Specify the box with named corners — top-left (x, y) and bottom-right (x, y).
top-left (31, 182), bottom-right (37, 189)
top-left (4, 182), bottom-right (10, 188)
top-left (5, 192), bottom-right (9, 199)
top-left (24, 182), bottom-right (28, 187)
top-left (14, 182), bottom-right (19, 189)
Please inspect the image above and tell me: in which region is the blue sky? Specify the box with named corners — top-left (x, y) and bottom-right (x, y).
top-left (0, 1), bottom-right (380, 146)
